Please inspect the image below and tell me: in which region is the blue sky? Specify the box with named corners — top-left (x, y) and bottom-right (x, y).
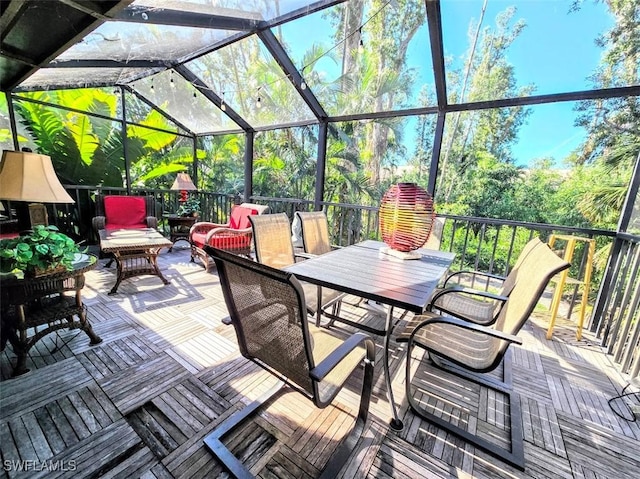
top-left (280, 1), bottom-right (615, 168)
top-left (439, 0), bottom-right (614, 167)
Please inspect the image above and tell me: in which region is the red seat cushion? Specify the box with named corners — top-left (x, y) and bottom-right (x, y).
top-left (191, 231), bottom-right (208, 249)
top-left (104, 196), bottom-right (147, 230)
top-left (229, 206), bottom-right (258, 230)
top-left (207, 233), bottom-right (252, 251)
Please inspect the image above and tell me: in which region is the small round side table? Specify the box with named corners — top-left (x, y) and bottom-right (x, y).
top-left (164, 215), bottom-right (197, 251)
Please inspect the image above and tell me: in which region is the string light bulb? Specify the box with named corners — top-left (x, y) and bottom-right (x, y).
top-left (170, 69), bottom-right (175, 88)
top-left (256, 87), bottom-right (262, 109)
top-left (221, 92), bottom-right (226, 111)
top-left (301, 79), bottom-right (306, 90)
top-left (359, 27), bottom-right (364, 49)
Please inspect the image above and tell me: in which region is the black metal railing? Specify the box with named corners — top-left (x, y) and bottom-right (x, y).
top-left (5, 190), bottom-right (637, 379)
top-left (253, 196), bottom-right (638, 379)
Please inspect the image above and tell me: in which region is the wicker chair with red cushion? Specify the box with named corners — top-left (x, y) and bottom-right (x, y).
top-left (92, 195), bottom-right (158, 232)
top-left (189, 202), bottom-right (269, 269)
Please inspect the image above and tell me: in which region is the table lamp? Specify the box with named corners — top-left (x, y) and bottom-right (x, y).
top-left (0, 150), bottom-right (75, 230)
top-left (378, 182), bottom-right (435, 260)
top-left (170, 172), bottom-right (197, 203)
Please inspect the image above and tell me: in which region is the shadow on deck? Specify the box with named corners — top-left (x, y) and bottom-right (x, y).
top-left (1, 246), bottom-right (639, 478)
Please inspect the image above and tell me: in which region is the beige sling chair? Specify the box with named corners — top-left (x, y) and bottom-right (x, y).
top-left (295, 210), bottom-right (334, 256)
top-left (429, 237), bottom-right (547, 325)
top-left (203, 246), bottom-right (375, 479)
top-left (295, 209), bottom-right (389, 322)
top-left (398, 241), bottom-right (569, 470)
top-left (249, 213), bottom-right (344, 320)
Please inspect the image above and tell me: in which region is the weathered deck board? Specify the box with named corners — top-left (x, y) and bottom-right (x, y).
top-left (97, 354), bottom-right (191, 414)
top-left (1, 248), bottom-right (638, 478)
top-left (0, 358), bottom-right (92, 421)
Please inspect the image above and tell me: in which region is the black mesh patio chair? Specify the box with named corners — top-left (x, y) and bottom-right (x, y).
top-left (397, 240), bottom-right (570, 470)
top-left (203, 246), bottom-right (375, 479)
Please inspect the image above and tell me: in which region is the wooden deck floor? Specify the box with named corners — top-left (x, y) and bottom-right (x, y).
top-left (1, 246), bottom-right (639, 478)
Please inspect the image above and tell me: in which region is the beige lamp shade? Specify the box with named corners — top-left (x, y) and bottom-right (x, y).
top-left (170, 173), bottom-right (197, 191)
top-left (0, 150), bottom-right (74, 203)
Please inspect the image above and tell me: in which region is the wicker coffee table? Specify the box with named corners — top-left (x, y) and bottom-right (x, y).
top-left (99, 228), bottom-right (172, 295)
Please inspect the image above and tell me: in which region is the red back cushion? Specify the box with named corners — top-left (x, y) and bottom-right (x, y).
top-left (104, 196), bottom-right (147, 228)
top-left (229, 206), bottom-right (258, 230)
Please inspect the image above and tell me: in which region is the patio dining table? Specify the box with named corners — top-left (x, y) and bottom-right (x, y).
top-left (284, 239), bottom-right (455, 430)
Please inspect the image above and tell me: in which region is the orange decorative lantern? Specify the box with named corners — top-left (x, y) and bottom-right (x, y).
top-left (379, 183), bottom-right (435, 259)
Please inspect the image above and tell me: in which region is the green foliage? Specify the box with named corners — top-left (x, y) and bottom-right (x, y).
top-left (176, 197), bottom-right (201, 217)
top-left (14, 89), bottom-right (195, 190)
top-left (0, 225), bottom-right (82, 276)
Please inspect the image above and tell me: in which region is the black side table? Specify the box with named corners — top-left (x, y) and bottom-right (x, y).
top-left (164, 215), bottom-right (197, 251)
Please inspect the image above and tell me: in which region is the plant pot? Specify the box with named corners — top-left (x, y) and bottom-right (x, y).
top-left (26, 264), bottom-right (66, 278)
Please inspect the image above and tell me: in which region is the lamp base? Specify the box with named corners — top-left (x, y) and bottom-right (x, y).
top-left (379, 246), bottom-right (421, 260)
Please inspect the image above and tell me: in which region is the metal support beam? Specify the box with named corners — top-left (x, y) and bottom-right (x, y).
top-left (244, 131), bottom-right (254, 201)
top-left (617, 150), bottom-right (640, 234)
top-left (47, 59), bottom-right (165, 68)
top-left (591, 151), bottom-right (640, 332)
top-left (428, 111), bottom-right (446, 197)
top-left (192, 134), bottom-right (199, 188)
top-left (115, 6), bottom-right (260, 31)
top-left (446, 86), bottom-right (640, 112)
top-left (174, 65), bottom-right (253, 133)
top-left (257, 29), bottom-right (327, 121)
top-left (315, 122), bottom-right (328, 211)
top-left (120, 86), bottom-right (131, 194)
top-left (0, 0), bottom-right (26, 42)
top-left (425, 0), bottom-right (447, 108)
top-left (5, 91), bottom-right (19, 149)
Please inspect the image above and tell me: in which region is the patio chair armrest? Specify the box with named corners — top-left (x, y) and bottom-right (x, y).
top-left (430, 286), bottom-right (508, 306)
top-left (145, 216), bottom-right (158, 229)
top-left (406, 315), bottom-right (523, 346)
top-left (189, 221), bottom-right (228, 237)
top-left (295, 252), bottom-right (317, 260)
top-left (443, 270), bottom-right (506, 287)
top-left (92, 216), bottom-right (106, 231)
top-left (204, 226), bottom-right (252, 243)
top-left (310, 332), bottom-right (375, 382)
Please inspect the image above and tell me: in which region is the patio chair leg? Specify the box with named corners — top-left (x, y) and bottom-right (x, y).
top-left (406, 342), bottom-right (525, 471)
top-left (204, 354), bottom-right (374, 479)
top-left (318, 353), bottom-right (374, 479)
top-left (204, 380), bottom-right (286, 479)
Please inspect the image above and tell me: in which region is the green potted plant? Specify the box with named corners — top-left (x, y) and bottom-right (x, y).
top-left (0, 225), bottom-right (82, 278)
top-left (176, 197), bottom-right (201, 218)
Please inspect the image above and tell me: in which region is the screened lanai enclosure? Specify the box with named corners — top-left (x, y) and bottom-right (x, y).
top-left (2, 0), bottom-right (639, 376)
top-left (1, 0), bottom-right (640, 423)
top-left (1, 1), bottom-right (640, 477)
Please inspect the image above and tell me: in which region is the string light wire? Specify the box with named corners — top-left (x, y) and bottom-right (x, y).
top-left (138, 0), bottom-right (392, 110)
